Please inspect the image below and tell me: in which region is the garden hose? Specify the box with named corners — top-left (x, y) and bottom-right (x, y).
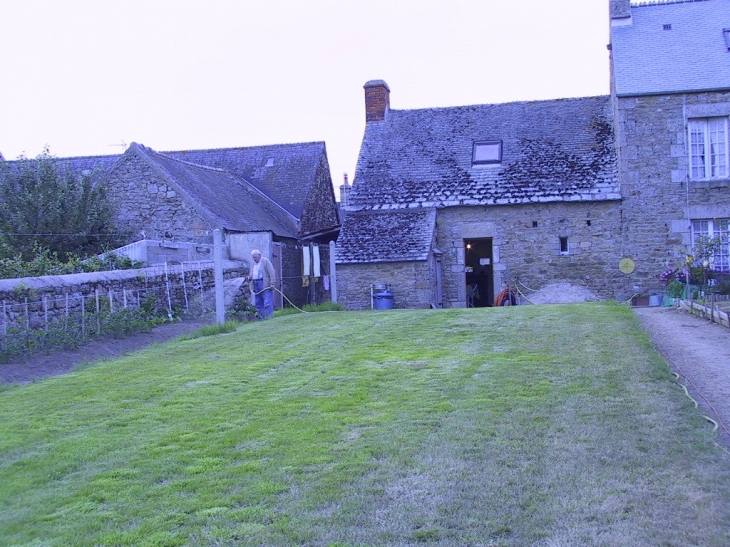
top-left (513, 282), bottom-right (537, 305)
top-left (668, 364), bottom-right (729, 452)
top-left (250, 286), bottom-right (309, 313)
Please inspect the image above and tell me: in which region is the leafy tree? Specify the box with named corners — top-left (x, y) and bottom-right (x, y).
top-left (0, 148), bottom-right (125, 261)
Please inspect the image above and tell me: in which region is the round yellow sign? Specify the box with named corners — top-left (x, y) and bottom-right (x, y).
top-left (619, 258), bottom-right (635, 274)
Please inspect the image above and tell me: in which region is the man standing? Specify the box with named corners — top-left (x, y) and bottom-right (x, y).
top-left (248, 249), bottom-right (276, 319)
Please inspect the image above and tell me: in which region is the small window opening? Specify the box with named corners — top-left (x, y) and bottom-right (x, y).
top-left (663, 24), bottom-right (672, 31)
top-left (532, 221), bottom-right (538, 228)
top-left (724, 29), bottom-right (730, 51)
top-left (559, 237), bottom-right (569, 255)
top-left (586, 220), bottom-right (592, 226)
top-left (472, 140), bottom-right (502, 164)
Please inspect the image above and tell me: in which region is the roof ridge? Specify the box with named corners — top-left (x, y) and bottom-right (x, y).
top-left (153, 149), bottom-right (229, 173)
top-left (390, 95), bottom-right (610, 115)
top-left (162, 141), bottom-right (325, 155)
top-left (630, 0), bottom-right (712, 7)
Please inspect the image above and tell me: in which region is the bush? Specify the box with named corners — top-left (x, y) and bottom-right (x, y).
top-left (665, 280), bottom-right (684, 299)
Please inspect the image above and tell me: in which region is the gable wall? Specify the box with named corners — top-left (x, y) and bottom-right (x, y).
top-left (300, 154), bottom-right (340, 235)
top-left (107, 154), bottom-right (216, 244)
top-left (616, 91), bottom-right (730, 295)
top-left (436, 201), bottom-right (626, 306)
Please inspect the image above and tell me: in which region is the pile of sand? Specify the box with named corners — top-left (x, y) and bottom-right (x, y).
top-left (520, 282), bottom-right (600, 305)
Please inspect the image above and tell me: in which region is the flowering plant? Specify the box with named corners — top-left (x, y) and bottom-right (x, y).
top-left (659, 268), bottom-right (679, 284)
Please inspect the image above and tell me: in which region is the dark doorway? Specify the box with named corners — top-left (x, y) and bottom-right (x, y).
top-left (465, 238), bottom-right (494, 307)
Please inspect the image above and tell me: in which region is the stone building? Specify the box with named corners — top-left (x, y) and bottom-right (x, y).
top-left (610, 0), bottom-right (730, 290)
top-left (335, 0), bottom-right (730, 310)
top-left (53, 141), bottom-right (341, 308)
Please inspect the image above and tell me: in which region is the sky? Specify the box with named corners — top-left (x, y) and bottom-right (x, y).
top-left (0, 0), bottom-right (611, 194)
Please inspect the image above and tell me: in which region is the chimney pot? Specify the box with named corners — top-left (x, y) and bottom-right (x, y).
top-left (340, 172), bottom-right (351, 207)
top-left (364, 80), bottom-right (390, 122)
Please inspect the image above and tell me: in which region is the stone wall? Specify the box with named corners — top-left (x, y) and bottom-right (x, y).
top-left (106, 153), bottom-right (215, 244)
top-left (0, 262), bottom-right (247, 332)
top-left (436, 201), bottom-right (626, 305)
top-left (336, 260), bottom-right (433, 310)
top-left (301, 154), bottom-right (341, 236)
top-left (616, 91), bottom-right (730, 297)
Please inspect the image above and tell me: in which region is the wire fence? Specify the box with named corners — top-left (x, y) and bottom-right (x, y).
top-left (0, 261), bottom-right (247, 362)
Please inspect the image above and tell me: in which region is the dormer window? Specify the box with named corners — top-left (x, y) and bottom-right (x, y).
top-left (472, 140), bottom-right (502, 165)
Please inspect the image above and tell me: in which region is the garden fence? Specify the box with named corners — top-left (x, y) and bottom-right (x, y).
top-left (0, 261), bottom-right (248, 360)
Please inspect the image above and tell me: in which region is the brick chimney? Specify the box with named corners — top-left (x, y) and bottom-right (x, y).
top-left (610, 0), bottom-right (631, 22)
top-left (364, 80), bottom-right (390, 122)
top-left (340, 173), bottom-right (351, 206)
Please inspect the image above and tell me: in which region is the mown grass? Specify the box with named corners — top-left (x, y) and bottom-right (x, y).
top-left (1, 303), bottom-right (729, 547)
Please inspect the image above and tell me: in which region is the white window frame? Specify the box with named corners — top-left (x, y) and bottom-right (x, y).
top-left (692, 219), bottom-right (730, 272)
top-left (688, 117), bottom-right (729, 180)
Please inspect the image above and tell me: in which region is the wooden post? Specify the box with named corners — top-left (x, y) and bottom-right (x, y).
top-left (95, 288), bottom-right (101, 334)
top-left (214, 229), bottom-right (225, 325)
top-left (329, 240), bottom-right (338, 303)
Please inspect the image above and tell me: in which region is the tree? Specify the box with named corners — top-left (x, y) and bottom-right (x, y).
top-left (0, 148), bottom-right (125, 261)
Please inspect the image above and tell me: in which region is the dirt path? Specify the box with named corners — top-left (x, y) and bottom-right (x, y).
top-left (634, 306), bottom-right (730, 450)
top-left (0, 317), bottom-right (215, 385)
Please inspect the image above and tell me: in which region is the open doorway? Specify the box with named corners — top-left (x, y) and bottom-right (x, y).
top-left (465, 238), bottom-right (494, 307)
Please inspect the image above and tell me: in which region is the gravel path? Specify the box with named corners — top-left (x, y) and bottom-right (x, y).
top-left (634, 306), bottom-right (730, 450)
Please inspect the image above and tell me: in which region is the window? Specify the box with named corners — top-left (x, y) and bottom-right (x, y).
top-left (472, 141), bottom-right (502, 165)
top-left (724, 28), bottom-right (730, 51)
top-left (689, 118), bottom-right (728, 180)
top-left (559, 237), bottom-right (569, 255)
top-left (692, 219), bottom-right (730, 272)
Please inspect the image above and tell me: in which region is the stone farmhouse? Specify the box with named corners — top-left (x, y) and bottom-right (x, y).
top-left (335, 0), bottom-right (730, 310)
top-left (47, 141), bottom-right (340, 308)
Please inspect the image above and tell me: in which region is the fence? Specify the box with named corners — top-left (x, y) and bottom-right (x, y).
top-left (680, 293), bottom-right (730, 329)
top-left (0, 261), bottom-right (248, 360)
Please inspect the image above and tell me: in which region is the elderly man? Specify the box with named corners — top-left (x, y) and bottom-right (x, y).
top-left (247, 249), bottom-right (276, 319)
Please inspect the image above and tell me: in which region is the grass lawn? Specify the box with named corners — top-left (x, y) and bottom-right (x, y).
top-left (1, 303), bottom-right (729, 547)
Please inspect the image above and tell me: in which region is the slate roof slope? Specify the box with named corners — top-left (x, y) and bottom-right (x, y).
top-left (162, 142), bottom-right (327, 219)
top-left (130, 144), bottom-right (298, 237)
top-left (349, 96), bottom-right (619, 211)
top-left (336, 209), bottom-right (436, 264)
top-left (611, 0), bottom-right (730, 96)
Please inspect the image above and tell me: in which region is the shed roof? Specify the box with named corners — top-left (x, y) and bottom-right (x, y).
top-left (349, 96), bottom-right (619, 211)
top-left (611, 0), bottom-right (730, 96)
top-left (335, 209), bottom-right (436, 264)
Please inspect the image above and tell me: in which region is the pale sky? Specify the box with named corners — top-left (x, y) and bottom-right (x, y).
top-left (0, 0), bottom-right (611, 192)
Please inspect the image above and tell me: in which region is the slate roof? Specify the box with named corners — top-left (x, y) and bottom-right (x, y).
top-left (162, 142), bottom-right (327, 219)
top-left (55, 154), bottom-right (121, 176)
top-left (129, 144), bottom-right (298, 237)
top-left (335, 209), bottom-right (436, 264)
top-left (348, 96), bottom-right (619, 211)
top-left (611, 0), bottom-right (730, 96)
top-left (34, 141), bottom-right (328, 222)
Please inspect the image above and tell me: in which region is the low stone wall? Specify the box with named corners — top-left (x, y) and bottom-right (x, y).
top-left (0, 261), bottom-right (247, 333)
top-left (337, 261), bottom-right (433, 310)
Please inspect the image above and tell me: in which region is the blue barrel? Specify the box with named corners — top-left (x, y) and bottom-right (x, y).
top-left (373, 290), bottom-right (394, 310)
